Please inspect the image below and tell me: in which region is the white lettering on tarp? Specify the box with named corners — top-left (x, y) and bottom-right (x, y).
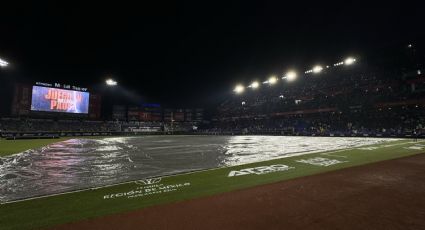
top-left (357, 147), bottom-right (379, 151)
top-left (296, 157), bottom-right (347, 167)
top-left (103, 181), bottom-right (191, 200)
top-left (228, 164), bottom-right (294, 177)
top-left (404, 144), bottom-right (425, 150)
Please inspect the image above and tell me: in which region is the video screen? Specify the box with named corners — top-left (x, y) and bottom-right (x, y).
top-left (31, 86), bottom-right (90, 114)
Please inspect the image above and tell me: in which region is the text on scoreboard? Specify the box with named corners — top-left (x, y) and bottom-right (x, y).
top-left (31, 86), bottom-right (90, 114)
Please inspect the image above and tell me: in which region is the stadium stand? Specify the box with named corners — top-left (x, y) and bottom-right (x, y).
top-left (203, 48), bottom-right (425, 137)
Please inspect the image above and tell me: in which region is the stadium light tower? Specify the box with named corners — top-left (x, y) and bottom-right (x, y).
top-left (312, 65), bottom-right (323, 73)
top-left (284, 71), bottom-right (297, 82)
top-left (106, 79), bottom-right (118, 86)
top-left (0, 57), bottom-right (9, 68)
top-left (234, 84), bottom-right (245, 94)
top-left (344, 57), bottom-right (356, 65)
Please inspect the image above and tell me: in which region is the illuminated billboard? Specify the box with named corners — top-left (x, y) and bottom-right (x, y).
top-left (31, 86), bottom-right (90, 114)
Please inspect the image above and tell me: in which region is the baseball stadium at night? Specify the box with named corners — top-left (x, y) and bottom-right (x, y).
top-left (0, 2), bottom-right (424, 230)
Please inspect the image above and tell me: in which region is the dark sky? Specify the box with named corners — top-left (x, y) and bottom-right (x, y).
top-left (0, 1), bottom-right (424, 114)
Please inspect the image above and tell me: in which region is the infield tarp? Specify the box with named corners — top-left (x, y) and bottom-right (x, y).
top-left (0, 136), bottom-right (398, 202)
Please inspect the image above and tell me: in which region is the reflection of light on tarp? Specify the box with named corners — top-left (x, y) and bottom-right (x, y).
top-left (0, 136), bottom-right (398, 202)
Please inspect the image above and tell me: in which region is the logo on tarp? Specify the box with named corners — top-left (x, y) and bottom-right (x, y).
top-left (103, 178), bottom-right (191, 200)
top-left (135, 177), bottom-right (162, 185)
top-left (296, 157), bottom-right (347, 167)
top-left (228, 164), bottom-right (294, 177)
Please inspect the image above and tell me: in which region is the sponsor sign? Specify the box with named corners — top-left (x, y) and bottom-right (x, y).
top-left (296, 157), bottom-right (347, 167)
top-left (228, 164), bottom-right (294, 177)
top-left (103, 178), bottom-right (191, 200)
top-left (35, 82), bottom-right (88, 91)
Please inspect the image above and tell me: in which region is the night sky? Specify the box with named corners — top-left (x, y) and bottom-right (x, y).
top-left (0, 1), bottom-right (424, 115)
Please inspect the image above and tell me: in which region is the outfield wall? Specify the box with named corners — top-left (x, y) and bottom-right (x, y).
top-left (1, 130), bottom-right (424, 140)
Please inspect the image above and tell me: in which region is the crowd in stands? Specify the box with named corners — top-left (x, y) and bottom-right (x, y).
top-left (205, 106), bottom-right (424, 136)
top-left (206, 52), bottom-right (425, 136)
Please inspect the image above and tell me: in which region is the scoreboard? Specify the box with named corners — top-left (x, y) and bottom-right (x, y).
top-left (31, 86), bottom-right (90, 114)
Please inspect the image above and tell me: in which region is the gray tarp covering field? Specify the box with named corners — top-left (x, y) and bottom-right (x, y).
top-left (0, 136), bottom-right (397, 202)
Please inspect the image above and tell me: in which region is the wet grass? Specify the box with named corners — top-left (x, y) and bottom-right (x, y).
top-left (0, 138), bottom-right (423, 230)
top-left (0, 138), bottom-right (70, 157)
top-left (0, 136), bottom-right (106, 157)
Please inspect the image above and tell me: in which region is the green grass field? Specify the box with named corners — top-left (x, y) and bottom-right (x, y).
top-left (0, 138), bottom-right (424, 230)
top-left (0, 138), bottom-right (71, 157)
top-left (0, 136), bottom-right (104, 157)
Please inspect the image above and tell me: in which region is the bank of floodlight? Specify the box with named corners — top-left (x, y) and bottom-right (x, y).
top-left (106, 79), bottom-right (118, 86)
top-left (268, 76), bottom-right (278, 85)
top-left (344, 57), bottom-right (356, 65)
top-left (284, 71), bottom-right (297, 82)
top-left (230, 53), bottom-right (360, 92)
top-left (234, 84), bottom-right (245, 94)
top-left (0, 58), bottom-right (9, 67)
top-left (249, 81), bottom-right (260, 89)
top-left (312, 65), bottom-right (323, 73)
